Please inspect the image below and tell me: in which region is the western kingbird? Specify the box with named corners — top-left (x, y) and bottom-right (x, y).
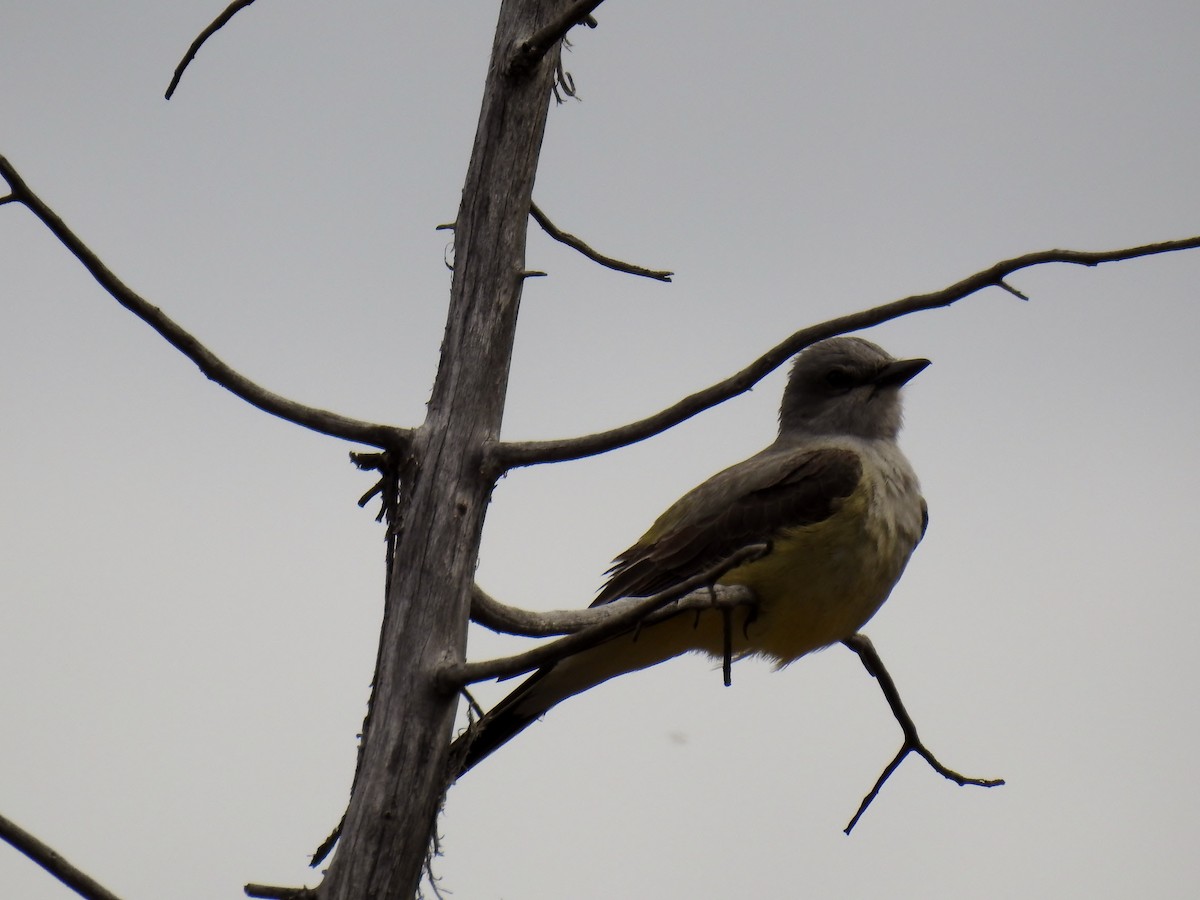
top-left (457, 336), bottom-right (929, 774)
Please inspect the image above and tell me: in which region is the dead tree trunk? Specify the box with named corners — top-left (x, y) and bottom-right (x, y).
top-left (318, 2), bottom-right (562, 897)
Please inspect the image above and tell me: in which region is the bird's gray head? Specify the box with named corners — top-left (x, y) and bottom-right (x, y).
top-left (778, 337), bottom-right (929, 441)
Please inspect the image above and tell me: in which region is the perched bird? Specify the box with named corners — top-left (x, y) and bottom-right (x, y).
top-left (456, 336), bottom-right (930, 775)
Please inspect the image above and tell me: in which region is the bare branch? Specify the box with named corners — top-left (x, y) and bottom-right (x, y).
top-left (244, 885), bottom-right (318, 900)
top-left (444, 543), bottom-right (766, 687)
top-left (470, 583), bottom-right (595, 636)
top-left (841, 634), bottom-right (1005, 834)
top-left (530, 202), bottom-right (673, 281)
top-left (0, 811), bottom-right (124, 900)
top-left (165, 0), bottom-right (262, 100)
top-left (508, 0), bottom-right (605, 76)
top-left (0, 156), bottom-right (409, 450)
top-left (470, 581), bottom-right (755, 637)
top-left (997, 279), bottom-right (1030, 301)
top-left (309, 809), bottom-right (345, 869)
top-left (492, 235), bottom-right (1200, 470)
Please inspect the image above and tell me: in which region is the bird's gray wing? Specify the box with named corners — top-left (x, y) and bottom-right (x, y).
top-left (593, 446), bottom-right (862, 606)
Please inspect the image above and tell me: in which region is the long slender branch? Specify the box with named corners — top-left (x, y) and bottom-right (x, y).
top-left (841, 634), bottom-right (1004, 834)
top-left (470, 581), bottom-right (754, 636)
top-left (491, 235), bottom-right (1200, 471)
top-left (508, 0), bottom-right (605, 75)
top-left (445, 543), bottom-right (766, 686)
top-left (165, 0), bottom-right (261, 100)
top-left (530, 202), bottom-right (672, 281)
top-left (0, 156), bottom-right (409, 450)
top-left (0, 811), bottom-right (124, 900)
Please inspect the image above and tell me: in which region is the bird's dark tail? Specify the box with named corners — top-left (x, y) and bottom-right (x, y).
top-left (452, 668), bottom-right (552, 777)
top-left (451, 611), bottom-right (719, 777)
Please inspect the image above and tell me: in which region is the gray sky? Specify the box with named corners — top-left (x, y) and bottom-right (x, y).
top-left (3, 2), bottom-right (1200, 898)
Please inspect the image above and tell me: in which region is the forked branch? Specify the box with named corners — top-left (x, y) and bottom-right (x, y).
top-left (0, 156), bottom-right (409, 450)
top-left (491, 235), bottom-right (1200, 471)
top-left (841, 634), bottom-right (1005, 834)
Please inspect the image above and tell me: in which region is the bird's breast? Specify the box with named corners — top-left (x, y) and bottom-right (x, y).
top-left (715, 451), bottom-right (924, 665)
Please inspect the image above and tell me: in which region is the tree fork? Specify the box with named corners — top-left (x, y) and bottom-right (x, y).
top-left (316, 3), bottom-right (563, 897)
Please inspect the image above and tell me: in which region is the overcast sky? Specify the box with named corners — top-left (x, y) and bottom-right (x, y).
top-left (3, 2), bottom-right (1200, 898)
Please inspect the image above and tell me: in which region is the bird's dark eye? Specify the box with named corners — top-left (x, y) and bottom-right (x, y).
top-left (823, 367), bottom-right (855, 390)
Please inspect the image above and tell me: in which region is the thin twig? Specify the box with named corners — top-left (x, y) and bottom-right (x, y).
top-left (309, 808), bottom-right (345, 869)
top-left (530, 202), bottom-right (672, 281)
top-left (720, 602), bottom-right (733, 687)
top-left (508, 0), bottom-right (606, 76)
top-left (997, 279), bottom-right (1030, 301)
top-left (470, 581), bottom-right (755, 637)
top-left (445, 543), bottom-right (767, 687)
top-left (165, 0), bottom-right (261, 100)
top-left (244, 885), bottom-right (318, 900)
top-left (460, 687), bottom-right (485, 720)
top-left (0, 811), bottom-right (124, 900)
top-left (841, 634), bottom-right (1005, 834)
top-left (0, 156), bottom-right (409, 450)
top-left (491, 235), bottom-right (1200, 470)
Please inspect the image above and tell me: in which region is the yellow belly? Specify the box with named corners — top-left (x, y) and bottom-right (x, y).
top-left (712, 488), bottom-right (915, 664)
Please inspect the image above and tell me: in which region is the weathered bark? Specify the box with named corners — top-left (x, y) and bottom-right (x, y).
top-left (317, 2), bottom-right (561, 897)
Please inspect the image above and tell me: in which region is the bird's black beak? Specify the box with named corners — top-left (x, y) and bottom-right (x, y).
top-left (873, 357), bottom-right (931, 389)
